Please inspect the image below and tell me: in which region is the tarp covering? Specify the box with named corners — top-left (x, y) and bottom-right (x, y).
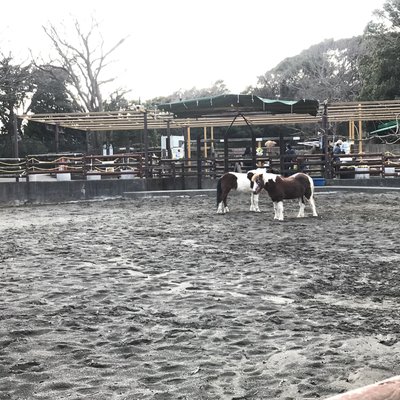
top-left (370, 120), bottom-right (398, 135)
top-left (157, 94), bottom-right (319, 118)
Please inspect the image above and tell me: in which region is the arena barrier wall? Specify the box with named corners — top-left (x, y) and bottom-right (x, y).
top-left (0, 177), bottom-right (218, 206)
top-left (1, 177), bottom-right (400, 207)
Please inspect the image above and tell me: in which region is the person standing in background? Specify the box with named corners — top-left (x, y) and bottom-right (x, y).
top-left (284, 144), bottom-right (297, 176)
top-left (341, 138), bottom-right (350, 154)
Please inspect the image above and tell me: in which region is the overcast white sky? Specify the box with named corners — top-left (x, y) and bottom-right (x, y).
top-left (0, 0), bottom-right (386, 101)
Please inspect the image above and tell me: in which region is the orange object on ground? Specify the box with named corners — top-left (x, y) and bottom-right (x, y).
top-left (325, 376), bottom-right (400, 400)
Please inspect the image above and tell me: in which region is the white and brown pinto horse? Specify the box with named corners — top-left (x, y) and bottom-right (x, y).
top-left (251, 172), bottom-right (318, 220)
top-left (216, 169), bottom-right (269, 214)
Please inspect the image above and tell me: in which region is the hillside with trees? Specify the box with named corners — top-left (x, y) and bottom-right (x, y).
top-left (251, 37), bottom-right (363, 102)
top-left (359, 0), bottom-right (400, 100)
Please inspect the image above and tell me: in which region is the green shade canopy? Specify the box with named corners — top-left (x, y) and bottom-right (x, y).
top-left (157, 94), bottom-right (319, 118)
top-left (370, 120), bottom-right (398, 135)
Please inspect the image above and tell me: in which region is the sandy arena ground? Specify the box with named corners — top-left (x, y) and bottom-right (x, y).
top-left (1, 190), bottom-right (400, 400)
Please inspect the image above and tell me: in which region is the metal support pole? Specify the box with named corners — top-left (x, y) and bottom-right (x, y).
top-left (197, 136), bottom-right (202, 189)
top-left (236, 113), bottom-right (257, 167)
top-left (166, 120), bottom-right (172, 159)
top-left (358, 104), bottom-right (363, 154)
top-left (12, 113), bottom-right (19, 158)
top-left (187, 127), bottom-right (191, 159)
top-left (144, 112), bottom-right (149, 178)
top-left (224, 114), bottom-right (240, 171)
top-left (86, 130), bottom-right (90, 154)
top-left (210, 126), bottom-right (214, 156)
top-left (224, 129), bottom-right (229, 173)
top-left (251, 130), bottom-right (257, 168)
top-left (55, 124), bottom-right (60, 153)
top-left (183, 127), bottom-right (188, 159)
top-left (321, 101), bottom-right (331, 178)
top-left (203, 126), bottom-right (207, 158)
top-left (279, 132), bottom-right (285, 174)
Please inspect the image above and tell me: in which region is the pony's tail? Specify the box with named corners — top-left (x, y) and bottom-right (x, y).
top-left (307, 174), bottom-right (315, 197)
top-left (216, 178), bottom-right (222, 206)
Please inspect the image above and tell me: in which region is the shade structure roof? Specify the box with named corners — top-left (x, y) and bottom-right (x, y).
top-left (156, 94), bottom-right (320, 118)
top-left (369, 120), bottom-right (399, 135)
top-left (18, 99), bottom-right (400, 132)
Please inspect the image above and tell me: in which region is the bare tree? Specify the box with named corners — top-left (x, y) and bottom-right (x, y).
top-left (42, 18), bottom-right (127, 112)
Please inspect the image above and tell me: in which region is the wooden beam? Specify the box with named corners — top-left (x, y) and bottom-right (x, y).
top-left (17, 100), bottom-right (400, 133)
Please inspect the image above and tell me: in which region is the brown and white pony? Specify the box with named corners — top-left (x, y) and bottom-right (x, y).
top-left (216, 169), bottom-right (270, 214)
top-left (251, 172), bottom-right (318, 220)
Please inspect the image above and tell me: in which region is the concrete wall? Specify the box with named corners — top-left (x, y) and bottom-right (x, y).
top-left (3, 175), bottom-right (399, 207)
top-left (0, 177), bottom-right (217, 206)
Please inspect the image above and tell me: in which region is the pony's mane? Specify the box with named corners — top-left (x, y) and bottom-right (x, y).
top-left (251, 172), bottom-right (279, 183)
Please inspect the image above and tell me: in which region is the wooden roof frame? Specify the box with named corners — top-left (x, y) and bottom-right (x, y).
top-left (18, 100), bottom-right (400, 132)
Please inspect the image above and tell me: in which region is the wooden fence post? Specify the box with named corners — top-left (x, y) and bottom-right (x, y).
top-left (197, 136), bottom-right (202, 189)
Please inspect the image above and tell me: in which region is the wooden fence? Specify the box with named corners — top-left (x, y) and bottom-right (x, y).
top-left (1, 151), bottom-right (400, 182)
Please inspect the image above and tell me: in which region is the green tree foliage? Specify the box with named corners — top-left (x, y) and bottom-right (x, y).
top-left (359, 0), bottom-right (400, 100)
top-left (151, 80), bottom-right (229, 105)
top-left (253, 38), bottom-right (362, 102)
top-left (103, 90), bottom-right (135, 112)
top-left (29, 67), bottom-right (75, 114)
top-left (21, 66), bottom-right (85, 155)
top-left (0, 57), bottom-right (34, 156)
top-left (102, 91), bottom-right (146, 151)
top-left (148, 80), bottom-right (231, 145)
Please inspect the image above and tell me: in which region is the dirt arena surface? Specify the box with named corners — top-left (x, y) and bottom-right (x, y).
top-left (1, 190), bottom-right (400, 400)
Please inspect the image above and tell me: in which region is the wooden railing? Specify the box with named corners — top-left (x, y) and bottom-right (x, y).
top-left (83, 154), bottom-right (143, 179)
top-left (0, 158), bottom-right (26, 180)
top-left (1, 151), bottom-right (400, 182)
